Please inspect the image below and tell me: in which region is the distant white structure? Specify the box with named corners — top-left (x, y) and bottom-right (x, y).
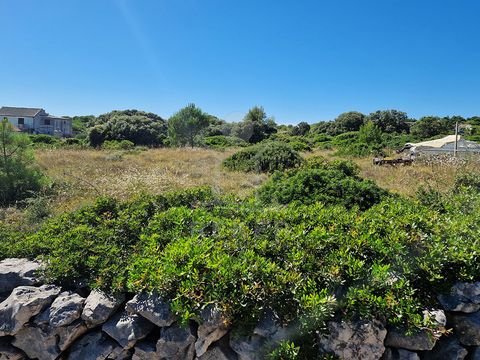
top-left (403, 135), bottom-right (480, 156)
top-left (0, 106), bottom-right (72, 137)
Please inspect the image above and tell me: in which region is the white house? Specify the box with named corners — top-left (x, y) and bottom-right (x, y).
top-left (403, 135), bottom-right (480, 156)
top-left (0, 106), bottom-right (72, 137)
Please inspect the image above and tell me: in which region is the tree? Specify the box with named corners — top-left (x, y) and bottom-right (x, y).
top-left (410, 116), bottom-right (444, 139)
top-left (0, 118), bottom-right (45, 205)
top-left (168, 104), bottom-right (210, 147)
top-left (367, 110), bottom-right (410, 133)
top-left (232, 106), bottom-right (277, 143)
top-left (290, 121), bottom-right (311, 136)
top-left (334, 111), bottom-right (365, 132)
top-left (87, 110), bottom-right (168, 147)
top-left (358, 120), bottom-right (383, 144)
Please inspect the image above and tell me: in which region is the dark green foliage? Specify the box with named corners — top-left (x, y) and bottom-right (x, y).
top-left (334, 111), bottom-right (365, 132)
top-left (410, 116), bottom-right (457, 140)
top-left (203, 135), bottom-right (248, 149)
top-left (88, 110), bottom-right (167, 147)
top-left (232, 106), bottom-right (277, 143)
top-left (0, 119), bottom-right (46, 206)
top-left (29, 134), bottom-right (60, 145)
top-left (223, 142), bottom-right (302, 173)
top-left (257, 157), bottom-right (387, 210)
top-left (366, 110), bottom-right (410, 133)
top-left (102, 140), bottom-right (135, 150)
top-left (168, 104), bottom-right (210, 147)
top-left (290, 122), bottom-right (311, 136)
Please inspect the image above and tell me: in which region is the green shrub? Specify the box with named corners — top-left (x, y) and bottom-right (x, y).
top-left (203, 135), bottom-right (248, 149)
top-left (0, 120), bottom-right (47, 206)
top-left (103, 140), bottom-right (135, 150)
top-left (223, 142), bottom-right (302, 173)
top-left (257, 157), bottom-right (387, 210)
top-left (29, 134), bottom-right (60, 146)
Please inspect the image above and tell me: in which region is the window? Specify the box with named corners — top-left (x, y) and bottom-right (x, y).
top-left (18, 118), bottom-right (24, 125)
top-left (44, 119), bottom-right (51, 126)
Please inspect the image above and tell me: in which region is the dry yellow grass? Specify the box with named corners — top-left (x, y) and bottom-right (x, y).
top-left (5, 147), bottom-right (479, 218)
top-left (307, 149), bottom-right (480, 197)
top-left (35, 148), bottom-right (267, 213)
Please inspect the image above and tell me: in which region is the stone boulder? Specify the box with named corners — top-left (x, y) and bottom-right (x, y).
top-left (12, 320), bottom-right (88, 359)
top-left (382, 348), bottom-right (419, 360)
top-left (156, 323), bottom-right (196, 360)
top-left (12, 326), bottom-right (60, 360)
top-left (319, 320), bottom-right (387, 360)
top-left (49, 291), bottom-right (85, 327)
top-left (195, 305), bottom-right (230, 357)
top-left (68, 331), bottom-right (121, 360)
top-left (438, 282), bottom-right (480, 313)
top-left (422, 336), bottom-right (467, 360)
top-left (197, 337), bottom-right (237, 360)
top-left (0, 258), bottom-right (42, 294)
top-left (230, 312), bottom-right (295, 360)
top-left (449, 311), bottom-right (480, 346)
top-left (0, 285), bottom-right (61, 336)
top-left (0, 337), bottom-right (26, 360)
top-left (384, 328), bottom-right (437, 351)
top-left (82, 289), bottom-right (125, 328)
top-left (132, 340), bottom-right (158, 360)
top-left (102, 311), bottom-right (155, 349)
top-left (126, 291), bottom-right (175, 327)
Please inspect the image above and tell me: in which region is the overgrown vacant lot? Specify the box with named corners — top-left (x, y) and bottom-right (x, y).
top-left (33, 147), bottom-right (480, 214)
top-left (35, 148), bottom-right (267, 213)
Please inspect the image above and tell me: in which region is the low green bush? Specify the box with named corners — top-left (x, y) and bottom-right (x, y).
top-left (223, 142), bottom-right (302, 173)
top-left (102, 140), bottom-right (135, 150)
top-left (257, 157), bottom-right (387, 210)
top-left (1, 160), bottom-right (479, 355)
top-left (29, 134), bottom-right (60, 146)
top-left (203, 135), bottom-right (248, 149)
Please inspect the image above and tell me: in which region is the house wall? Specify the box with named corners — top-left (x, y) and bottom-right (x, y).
top-left (3, 116), bottom-right (35, 131)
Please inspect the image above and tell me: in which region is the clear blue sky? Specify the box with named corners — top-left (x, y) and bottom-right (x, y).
top-left (1, 0), bottom-right (479, 124)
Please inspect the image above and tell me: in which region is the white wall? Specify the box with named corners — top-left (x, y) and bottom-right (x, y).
top-left (3, 116), bottom-right (34, 130)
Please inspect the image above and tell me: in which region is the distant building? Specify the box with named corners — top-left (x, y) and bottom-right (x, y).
top-left (0, 106), bottom-right (72, 137)
top-left (402, 135), bottom-right (480, 156)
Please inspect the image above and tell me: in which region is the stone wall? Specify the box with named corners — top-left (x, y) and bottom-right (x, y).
top-left (0, 258), bottom-right (479, 360)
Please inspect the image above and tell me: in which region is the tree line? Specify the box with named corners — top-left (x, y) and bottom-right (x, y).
top-left (69, 106), bottom-right (480, 148)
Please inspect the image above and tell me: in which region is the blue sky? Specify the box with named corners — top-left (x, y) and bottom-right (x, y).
top-left (1, 0), bottom-right (479, 124)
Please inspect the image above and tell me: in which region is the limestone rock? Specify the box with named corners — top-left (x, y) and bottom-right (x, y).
top-left (0, 337), bottom-right (26, 360)
top-left (82, 289), bottom-right (125, 328)
top-left (157, 323), bottom-right (196, 360)
top-left (471, 346), bottom-right (480, 360)
top-left (0, 285), bottom-right (61, 336)
top-left (49, 291), bottom-right (85, 327)
top-left (319, 320), bottom-right (387, 360)
top-left (230, 312), bottom-right (294, 360)
top-left (68, 331), bottom-right (120, 360)
top-left (438, 282), bottom-right (480, 313)
top-left (384, 328), bottom-right (436, 351)
top-left (423, 336), bottom-right (467, 360)
top-left (12, 326), bottom-right (59, 360)
top-left (0, 258), bottom-right (42, 294)
top-left (126, 291), bottom-right (175, 327)
top-left (450, 311), bottom-right (480, 346)
top-left (382, 348), bottom-right (419, 360)
top-left (195, 305), bottom-right (230, 357)
top-left (197, 337), bottom-right (237, 360)
top-left (12, 320), bottom-right (88, 359)
top-left (102, 311), bottom-right (155, 349)
top-left (56, 320), bottom-right (89, 351)
top-left (438, 294), bottom-right (480, 313)
top-left (132, 340), bottom-right (158, 360)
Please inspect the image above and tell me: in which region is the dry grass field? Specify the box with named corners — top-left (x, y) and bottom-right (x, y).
top-left (35, 148), bottom-right (267, 214)
top-left (2, 147), bottom-right (478, 221)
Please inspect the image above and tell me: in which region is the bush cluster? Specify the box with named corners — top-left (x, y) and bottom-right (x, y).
top-left (223, 142), bottom-right (302, 173)
top-left (257, 157), bottom-right (387, 210)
